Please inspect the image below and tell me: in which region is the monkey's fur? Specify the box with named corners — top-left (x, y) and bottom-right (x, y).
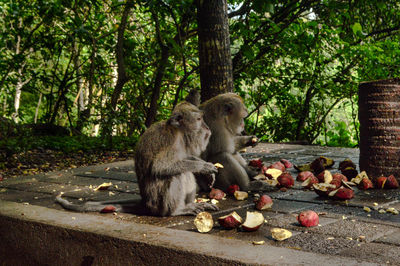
top-left (56, 90), bottom-right (218, 216)
top-left (135, 97), bottom-right (218, 216)
top-left (200, 93), bottom-right (268, 191)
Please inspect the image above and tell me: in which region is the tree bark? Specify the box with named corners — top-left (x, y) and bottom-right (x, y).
top-left (110, 0), bottom-right (133, 110)
top-left (197, 0), bottom-right (234, 102)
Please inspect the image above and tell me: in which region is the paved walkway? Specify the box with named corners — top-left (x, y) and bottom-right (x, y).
top-left (1, 143), bottom-right (399, 265)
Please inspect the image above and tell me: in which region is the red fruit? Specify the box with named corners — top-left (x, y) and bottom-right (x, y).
top-left (332, 187), bottom-right (354, 200)
top-left (313, 183), bottom-right (337, 197)
top-left (241, 211), bottom-right (264, 232)
top-left (332, 173), bottom-right (348, 182)
top-left (268, 161), bottom-right (286, 172)
top-left (277, 172), bottom-right (294, 188)
top-left (297, 210), bottom-right (319, 227)
top-left (218, 211), bottom-right (243, 229)
top-left (227, 184), bottom-right (240, 195)
top-left (301, 176), bottom-right (319, 188)
top-left (339, 159), bottom-right (356, 172)
top-left (330, 178), bottom-right (342, 189)
top-left (358, 178), bottom-right (374, 190)
top-left (385, 175), bottom-right (399, 189)
top-left (209, 188), bottom-right (226, 200)
top-left (100, 205), bottom-right (117, 213)
top-left (280, 159), bottom-right (293, 169)
top-left (264, 168), bottom-right (283, 179)
top-left (310, 157), bottom-right (325, 175)
top-left (296, 171), bottom-right (315, 182)
top-left (249, 159), bottom-right (263, 169)
top-left (341, 168), bottom-right (358, 180)
top-left (316, 170), bottom-right (333, 184)
top-left (255, 195), bottom-right (273, 210)
top-left (375, 176), bottom-right (387, 189)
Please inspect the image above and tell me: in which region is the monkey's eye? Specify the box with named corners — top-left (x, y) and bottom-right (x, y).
top-left (197, 117), bottom-right (201, 121)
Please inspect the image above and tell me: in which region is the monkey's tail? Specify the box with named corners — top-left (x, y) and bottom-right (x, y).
top-left (55, 194), bottom-right (107, 212)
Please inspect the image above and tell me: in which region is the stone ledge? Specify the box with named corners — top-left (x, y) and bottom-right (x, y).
top-left (0, 200), bottom-right (376, 266)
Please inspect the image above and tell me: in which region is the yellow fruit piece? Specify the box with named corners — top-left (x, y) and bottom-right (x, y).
top-left (271, 228), bottom-right (292, 241)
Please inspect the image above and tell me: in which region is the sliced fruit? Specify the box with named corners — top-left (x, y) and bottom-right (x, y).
top-left (218, 211), bottom-right (243, 229)
top-left (301, 176), bottom-right (319, 188)
top-left (296, 171), bottom-right (315, 182)
top-left (270, 228), bottom-right (292, 241)
top-left (317, 170), bottom-right (333, 184)
top-left (242, 211), bottom-right (265, 232)
top-left (194, 212), bottom-right (214, 233)
top-left (385, 175), bottom-right (399, 189)
top-left (234, 191), bottom-right (249, 200)
top-left (209, 188), bottom-right (226, 200)
top-left (264, 168), bottom-right (283, 179)
top-left (255, 195), bottom-right (273, 210)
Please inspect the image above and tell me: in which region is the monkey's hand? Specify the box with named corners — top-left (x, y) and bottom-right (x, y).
top-left (246, 135), bottom-right (259, 147)
top-left (204, 173), bottom-right (216, 188)
top-left (198, 162), bottom-right (218, 175)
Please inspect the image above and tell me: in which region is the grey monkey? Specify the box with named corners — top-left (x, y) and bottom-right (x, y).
top-left (56, 90), bottom-right (218, 216)
top-left (135, 92), bottom-right (218, 216)
top-left (200, 93), bottom-right (269, 192)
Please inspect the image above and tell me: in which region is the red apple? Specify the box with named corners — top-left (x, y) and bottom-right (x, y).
top-left (331, 187), bottom-right (354, 200)
top-left (316, 170), bottom-right (333, 184)
top-left (375, 176), bottom-right (387, 189)
top-left (268, 161), bottom-right (286, 172)
top-left (100, 205), bottom-right (117, 213)
top-left (385, 175), bottom-right (399, 189)
top-left (297, 171), bottom-right (315, 182)
top-left (209, 188), bottom-right (226, 200)
top-left (358, 178), bottom-right (374, 190)
top-left (280, 159), bottom-right (293, 169)
top-left (227, 184), bottom-right (240, 195)
top-left (255, 195), bottom-right (273, 210)
top-left (277, 172), bottom-right (294, 188)
top-left (241, 211), bottom-right (264, 232)
top-left (218, 211), bottom-right (243, 229)
top-left (249, 159), bottom-right (263, 169)
top-left (297, 210), bottom-right (319, 227)
top-left (301, 176), bottom-right (319, 188)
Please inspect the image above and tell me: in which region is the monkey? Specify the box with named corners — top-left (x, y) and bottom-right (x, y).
top-left (56, 90), bottom-right (218, 216)
top-left (135, 91), bottom-right (218, 216)
top-left (199, 93), bottom-right (270, 192)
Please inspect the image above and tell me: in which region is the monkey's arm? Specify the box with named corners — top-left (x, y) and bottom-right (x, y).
top-left (234, 135), bottom-right (258, 151)
top-left (152, 158), bottom-right (217, 177)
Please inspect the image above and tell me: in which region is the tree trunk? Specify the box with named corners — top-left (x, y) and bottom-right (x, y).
top-left (110, 0), bottom-right (133, 110)
top-left (197, 0), bottom-right (234, 102)
top-left (34, 92), bottom-right (42, 123)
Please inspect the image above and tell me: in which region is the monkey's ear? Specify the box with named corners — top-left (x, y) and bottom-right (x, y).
top-left (185, 89), bottom-right (200, 106)
top-left (223, 102), bottom-right (234, 115)
top-left (168, 113), bottom-right (183, 127)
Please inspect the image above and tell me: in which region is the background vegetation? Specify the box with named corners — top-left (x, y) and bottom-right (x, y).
top-left (1, 0), bottom-right (400, 156)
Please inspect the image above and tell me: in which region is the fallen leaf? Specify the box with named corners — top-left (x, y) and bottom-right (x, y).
top-left (94, 182), bottom-right (113, 191)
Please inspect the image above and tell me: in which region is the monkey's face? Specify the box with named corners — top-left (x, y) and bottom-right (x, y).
top-left (224, 101), bottom-right (248, 135)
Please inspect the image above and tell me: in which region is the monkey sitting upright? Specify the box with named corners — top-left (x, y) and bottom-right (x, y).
top-left (56, 91), bottom-right (218, 216)
top-left (135, 95), bottom-right (218, 216)
top-left (200, 93), bottom-right (269, 192)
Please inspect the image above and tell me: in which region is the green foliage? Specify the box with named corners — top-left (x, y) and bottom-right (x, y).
top-left (1, 0), bottom-right (399, 151)
top-left (0, 135), bottom-right (138, 154)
